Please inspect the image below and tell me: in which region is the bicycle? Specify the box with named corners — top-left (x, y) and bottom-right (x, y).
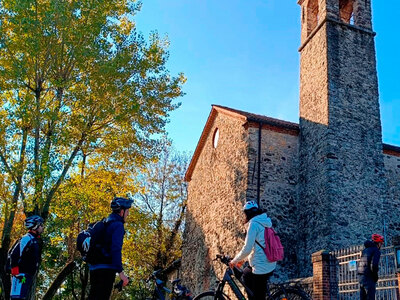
top-left (193, 255), bottom-right (310, 300)
top-left (147, 264), bottom-right (193, 300)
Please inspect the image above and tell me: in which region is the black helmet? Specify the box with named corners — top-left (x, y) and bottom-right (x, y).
top-left (24, 215), bottom-right (44, 230)
top-left (111, 197), bottom-right (133, 211)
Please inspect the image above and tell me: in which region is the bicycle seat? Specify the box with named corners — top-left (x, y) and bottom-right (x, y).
top-left (171, 278), bottom-right (181, 285)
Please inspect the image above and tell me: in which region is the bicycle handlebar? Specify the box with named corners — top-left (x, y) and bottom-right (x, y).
top-left (146, 259), bottom-right (182, 283)
top-left (114, 277), bottom-right (131, 291)
top-left (215, 254), bottom-right (232, 266)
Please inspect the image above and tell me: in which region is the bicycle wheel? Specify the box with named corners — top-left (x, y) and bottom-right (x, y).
top-left (193, 291), bottom-right (231, 300)
top-left (270, 287), bottom-right (311, 300)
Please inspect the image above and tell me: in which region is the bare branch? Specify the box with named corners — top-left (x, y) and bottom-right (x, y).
top-left (0, 151), bottom-right (17, 184)
top-left (42, 132), bottom-right (87, 219)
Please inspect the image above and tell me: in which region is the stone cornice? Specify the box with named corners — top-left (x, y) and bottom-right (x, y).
top-left (299, 17), bottom-right (376, 52)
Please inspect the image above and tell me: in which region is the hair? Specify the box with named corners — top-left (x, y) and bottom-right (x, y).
top-left (112, 208), bottom-right (125, 214)
top-left (244, 208), bottom-right (264, 223)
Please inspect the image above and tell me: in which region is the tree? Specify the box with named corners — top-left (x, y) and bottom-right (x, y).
top-left (0, 0), bottom-right (185, 297)
top-left (135, 138), bottom-right (190, 271)
top-left (40, 164), bottom-right (155, 299)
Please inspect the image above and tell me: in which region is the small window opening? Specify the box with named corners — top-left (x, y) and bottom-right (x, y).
top-left (212, 128), bottom-right (219, 149)
top-left (339, 0), bottom-right (354, 24)
top-left (307, 0), bottom-right (319, 36)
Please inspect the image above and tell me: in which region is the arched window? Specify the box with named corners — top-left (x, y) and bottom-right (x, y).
top-left (339, 0), bottom-right (354, 24)
top-left (212, 128), bottom-right (219, 149)
top-left (307, 0), bottom-right (319, 35)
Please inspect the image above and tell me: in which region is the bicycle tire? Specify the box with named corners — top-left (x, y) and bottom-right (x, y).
top-left (270, 286), bottom-right (311, 300)
top-left (193, 291), bottom-right (231, 300)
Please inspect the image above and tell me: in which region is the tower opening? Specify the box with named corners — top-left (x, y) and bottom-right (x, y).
top-left (339, 0), bottom-right (354, 24)
top-left (307, 0), bottom-right (319, 36)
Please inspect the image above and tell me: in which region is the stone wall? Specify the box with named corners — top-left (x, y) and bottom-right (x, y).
top-left (298, 18), bottom-right (386, 276)
top-left (384, 153), bottom-right (400, 237)
top-left (183, 0), bottom-right (399, 290)
top-left (246, 124), bottom-right (300, 279)
top-left (181, 112), bottom-right (249, 295)
top-left (324, 20), bottom-right (386, 244)
top-left (298, 22), bottom-right (332, 275)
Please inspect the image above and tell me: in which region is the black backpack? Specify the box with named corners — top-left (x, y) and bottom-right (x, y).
top-left (76, 218), bottom-right (114, 264)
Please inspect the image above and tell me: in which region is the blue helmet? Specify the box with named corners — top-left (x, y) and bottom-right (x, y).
top-left (111, 197), bottom-right (133, 211)
top-left (24, 215), bottom-right (44, 230)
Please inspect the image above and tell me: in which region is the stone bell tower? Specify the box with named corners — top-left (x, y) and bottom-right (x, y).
top-left (297, 0), bottom-right (387, 274)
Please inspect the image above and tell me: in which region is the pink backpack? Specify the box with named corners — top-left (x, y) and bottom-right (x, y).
top-left (256, 227), bottom-right (284, 262)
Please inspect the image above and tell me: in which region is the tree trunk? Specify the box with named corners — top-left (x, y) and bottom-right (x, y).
top-left (42, 261), bottom-right (76, 300)
top-left (0, 185), bottom-right (24, 299)
top-left (0, 270), bottom-right (8, 300)
top-left (161, 201), bottom-right (187, 267)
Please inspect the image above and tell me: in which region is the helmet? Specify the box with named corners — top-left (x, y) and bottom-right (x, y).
top-left (111, 197), bottom-right (133, 211)
top-left (372, 233), bottom-right (384, 243)
top-left (243, 200), bottom-right (258, 211)
top-left (24, 215), bottom-right (44, 230)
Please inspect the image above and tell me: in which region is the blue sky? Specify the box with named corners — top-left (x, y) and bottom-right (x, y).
top-left (135, 1), bottom-right (400, 153)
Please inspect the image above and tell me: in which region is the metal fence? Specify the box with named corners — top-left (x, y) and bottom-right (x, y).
top-left (332, 245), bottom-right (399, 300)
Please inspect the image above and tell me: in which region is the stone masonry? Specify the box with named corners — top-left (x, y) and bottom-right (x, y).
top-left (182, 0), bottom-right (400, 292)
top-left (298, 0), bottom-right (388, 275)
top-left (384, 151), bottom-right (400, 237)
top-left (246, 122), bottom-right (300, 280)
top-left (182, 108), bottom-right (249, 295)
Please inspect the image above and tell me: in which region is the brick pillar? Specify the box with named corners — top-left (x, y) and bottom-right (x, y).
top-left (312, 250), bottom-right (338, 300)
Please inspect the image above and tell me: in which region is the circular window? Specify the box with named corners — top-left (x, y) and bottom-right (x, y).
top-left (213, 128), bottom-right (219, 148)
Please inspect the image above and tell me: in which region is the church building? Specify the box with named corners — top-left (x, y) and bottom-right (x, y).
top-left (181, 0), bottom-right (400, 293)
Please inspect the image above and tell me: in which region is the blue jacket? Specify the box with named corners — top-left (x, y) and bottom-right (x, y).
top-left (358, 240), bottom-right (381, 282)
top-left (89, 213), bottom-right (125, 273)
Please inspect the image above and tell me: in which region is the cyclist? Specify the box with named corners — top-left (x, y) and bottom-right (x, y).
top-left (357, 233), bottom-right (384, 300)
top-left (9, 215), bottom-right (44, 299)
top-left (229, 200), bottom-right (276, 300)
top-left (88, 197), bottom-right (132, 300)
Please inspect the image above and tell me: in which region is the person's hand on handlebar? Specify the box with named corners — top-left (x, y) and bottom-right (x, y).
top-left (119, 271), bottom-right (129, 287)
top-left (229, 260), bottom-right (244, 269)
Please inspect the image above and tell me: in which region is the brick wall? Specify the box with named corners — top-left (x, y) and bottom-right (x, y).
top-left (312, 250), bottom-right (338, 300)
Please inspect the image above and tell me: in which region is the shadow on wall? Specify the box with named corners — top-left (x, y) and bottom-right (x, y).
top-left (180, 153), bottom-right (247, 296)
top-left (297, 116), bottom-right (388, 276)
top-left (180, 209), bottom-right (216, 296)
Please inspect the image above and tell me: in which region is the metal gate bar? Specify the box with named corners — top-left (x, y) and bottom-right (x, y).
top-left (331, 245), bottom-right (399, 300)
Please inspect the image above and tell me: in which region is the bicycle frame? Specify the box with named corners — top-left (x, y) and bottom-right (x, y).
top-left (153, 278), bottom-right (172, 300)
top-left (215, 267), bottom-right (248, 300)
top-left (196, 255), bottom-right (309, 300)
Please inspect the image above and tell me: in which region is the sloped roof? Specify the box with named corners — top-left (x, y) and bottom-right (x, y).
top-left (184, 105), bottom-right (299, 181)
top-left (383, 143), bottom-right (400, 157)
top-left (184, 105), bottom-right (400, 181)
top-left (212, 105), bottom-right (300, 131)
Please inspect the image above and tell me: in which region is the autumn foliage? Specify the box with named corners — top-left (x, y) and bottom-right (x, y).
top-left (0, 0), bottom-right (186, 298)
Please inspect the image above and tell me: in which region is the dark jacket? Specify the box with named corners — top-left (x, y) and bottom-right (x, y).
top-left (11, 232), bottom-right (42, 275)
top-left (89, 213), bottom-right (125, 273)
top-left (358, 240), bottom-right (381, 282)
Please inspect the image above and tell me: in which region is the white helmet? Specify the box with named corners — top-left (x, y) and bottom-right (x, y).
top-left (243, 200), bottom-right (258, 211)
